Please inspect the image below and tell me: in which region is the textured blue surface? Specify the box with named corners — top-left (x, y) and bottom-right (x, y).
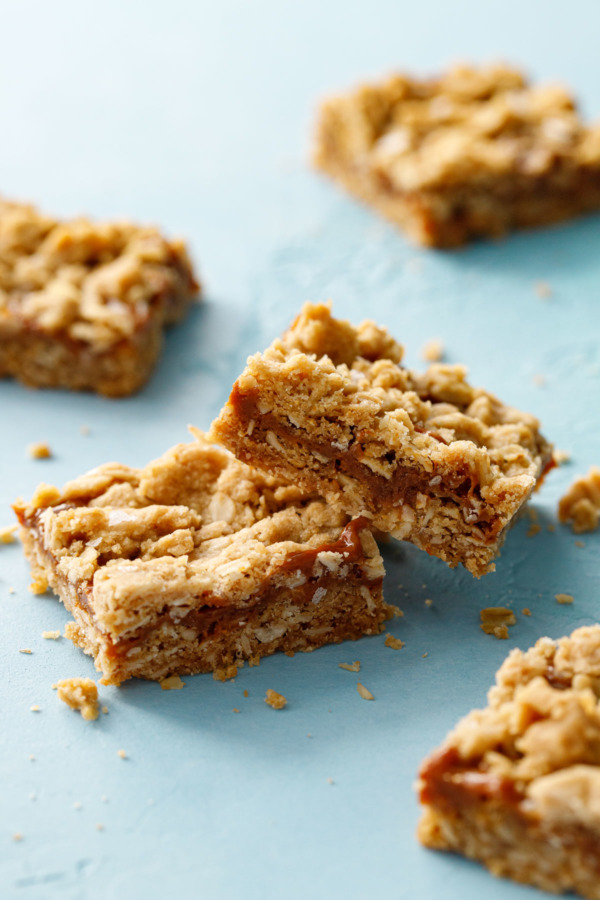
top-left (1, 2), bottom-right (600, 898)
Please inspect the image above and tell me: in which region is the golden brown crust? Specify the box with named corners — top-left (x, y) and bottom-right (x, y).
top-left (417, 626), bottom-right (600, 899)
top-left (14, 431), bottom-right (388, 684)
top-left (0, 199), bottom-right (199, 396)
top-left (210, 303), bottom-right (552, 577)
top-left (314, 63), bottom-right (600, 247)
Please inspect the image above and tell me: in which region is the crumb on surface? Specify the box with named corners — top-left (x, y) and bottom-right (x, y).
top-left (232, 708), bottom-right (240, 713)
top-left (575, 540), bottom-right (585, 548)
top-left (384, 634), bottom-right (405, 650)
top-left (101, 706), bottom-right (108, 715)
top-left (522, 608), bottom-right (532, 616)
top-left (265, 689), bottom-right (287, 710)
top-left (29, 575), bottom-right (48, 595)
top-left (339, 661), bottom-right (361, 672)
top-left (12, 833), bottom-right (23, 842)
top-left (327, 777), bottom-right (334, 785)
top-left (73, 802), bottom-right (82, 810)
top-left (526, 522), bottom-right (542, 537)
top-left (422, 652), bottom-right (429, 658)
top-left (28, 755), bottom-right (35, 762)
top-left (553, 449), bottom-right (571, 465)
top-left (0, 525), bottom-right (17, 544)
top-left (80, 425), bottom-right (91, 436)
top-left (27, 442), bottom-right (52, 460)
top-left (480, 607), bottom-right (516, 639)
top-left (555, 593), bottom-right (574, 605)
top-left (558, 466), bottom-right (600, 533)
top-left (421, 338), bottom-right (444, 362)
top-left (243, 689), bottom-right (249, 698)
top-left (388, 605), bottom-right (404, 617)
top-left (42, 630), bottom-right (60, 640)
top-left (357, 682), bottom-right (374, 701)
top-left (56, 678), bottom-right (99, 721)
top-left (95, 824), bottom-right (104, 831)
top-left (19, 649), bottom-right (32, 654)
top-left (424, 598), bottom-right (433, 607)
top-left (8, 586), bottom-right (15, 594)
top-left (213, 665), bottom-right (239, 682)
top-left (532, 374), bottom-right (546, 387)
top-left (117, 749), bottom-right (127, 759)
top-left (534, 281), bottom-right (552, 299)
top-left (30, 705), bottom-right (40, 712)
top-left (159, 675), bottom-right (185, 691)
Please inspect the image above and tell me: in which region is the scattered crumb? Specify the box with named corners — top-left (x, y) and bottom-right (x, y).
top-left (19, 649), bottom-right (32, 655)
top-left (422, 338), bottom-right (444, 362)
top-left (56, 678), bottom-right (99, 721)
top-left (232, 708), bottom-right (240, 713)
top-left (357, 682), bottom-right (374, 701)
top-left (522, 608), bottom-right (532, 616)
top-left (534, 280), bottom-right (552, 299)
top-left (29, 575), bottom-right (48, 595)
top-left (384, 634), bottom-right (405, 650)
top-left (30, 705), bottom-right (41, 712)
top-left (526, 523), bottom-right (542, 537)
top-left (555, 593), bottom-right (574, 605)
top-left (213, 665), bottom-right (238, 682)
top-left (532, 374), bottom-right (546, 387)
top-left (8, 586), bottom-right (15, 594)
top-left (73, 802), bottom-right (82, 810)
top-left (327, 777), bottom-right (334, 785)
top-left (28, 755), bottom-right (35, 762)
top-left (388, 605), bottom-right (404, 617)
top-left (160, 675), bottom-right (185, 691)
top-left (95, 824), bottom-right (104, 832)
top-left (264, 689), bottom-right (287, 710)
top-left (0, 525), bottom-right (17, 544)
top-left (28, 442), bottom-right (52, 459)
top-left (117, 749), bottom-right (127, 759)
top-left (307, 734), bottom-right (312, 738)
top-left (42, 630), bottom-right (60, 640)
top-left (480, 607), bottom-right (516, 639)
top-left (101, 706), bottom-right (108, 715)
top-left (101, 796), bottom-right (108, 803)
top-left (12, 833), bottom-right (23, 842)
top-left (558, 466), bottom-right (600, 533)
top-left (243, 689), bottom-right (249, 698)
top-left (575, 540), bottom-right (585, 548)
top-left (424, 598), bottom-right (433, 607)
top-left (422, 652), bottom-right (429, 658)
top-left (80, 425), bottom-right (91, 436)
top-left (338, 661), bottom-right (361, 672)
top-left (553, 449), bottom-right (571, 465)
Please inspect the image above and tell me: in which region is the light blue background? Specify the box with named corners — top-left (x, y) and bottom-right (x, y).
top-left (1, 2), bottom-right (599, 897)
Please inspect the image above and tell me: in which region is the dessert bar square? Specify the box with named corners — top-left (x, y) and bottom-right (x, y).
top-left (417, 626), bottom-right (600, 899)
top-left (0, 199), bottom-right (199, 396)
top-left (210, 303), bottom-right (552, 576)
top-left (14, 432), bottom-right (387, 685)
top-left (314, 63), bottom-right (600, 247)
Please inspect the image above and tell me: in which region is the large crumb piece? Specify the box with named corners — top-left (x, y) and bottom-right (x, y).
top-left (0, 198), bottom-right (200, 397)
top-left (0, 525), bottom-right (17, 544)
top-left (265, 689), bottom-right (287, 710)
top-left (357, 682), bottom-right (374, 700)
top-left (339, 661), bottom-right (361, 672)
top-left (480, 607), bottom-right (516, 639)
top-left (556, 593), bottom-right (574, 605)
top-left (160, 675), bottom-right (185, 690)
top-left (42, 630), bottom-right (61, 640)
top-left (14, 431), bottom-right (388, 685)
top-left (558, 467), bottom-right (600, 533)
top-left (418, 625), bottom-right (600, 899)
top-left (210, 302), bottom-right (552, 578)
top-left (28, 442), bottom-right (52, 460)
top-left (314, 63), bottom-right (600, 247)
top-left (56, 678), bottom-right (99, 721)
top-left (384, 634), bottom-right (405, 650)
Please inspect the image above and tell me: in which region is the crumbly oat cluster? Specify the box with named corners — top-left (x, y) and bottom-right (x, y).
top-left (418, 626), bottom-right (600, 899)
top-left (314, 63), bottom-right (600, 246)
top-left (15, 431), bottom-right (387, 684)
top-left (0, 199), bottom-right (199, 395)
top-left (558, 466), bottom-right (600, 533)
top-left (210, 303), bottom-right (552, 576)
top-left (55, 678), bottom-right (99, 721)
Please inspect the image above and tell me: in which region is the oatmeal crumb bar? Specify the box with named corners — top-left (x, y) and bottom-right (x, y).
top-left (210, 303), bottom-right (553, 577)
top-left (0, 199), bottom-right (199, 396)
top-left (314, 63), bottom-right (600, 247)
top-left (417, 626), bottom-right (600, 899)
top-left (14, 432), bottom-right (388, 685)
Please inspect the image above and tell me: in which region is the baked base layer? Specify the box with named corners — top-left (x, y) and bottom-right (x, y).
top-left (0, 319), bottom-right (162, 397)
top-left (418, 793), bottom-right (600, 899)
top-left (315, 154), bottom-right (600, 249)
top-left (20, 518), bottom-right (387, 685)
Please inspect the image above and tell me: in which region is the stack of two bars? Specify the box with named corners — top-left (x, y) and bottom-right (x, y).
top-left (16, 302), bottom-right (552, 685)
